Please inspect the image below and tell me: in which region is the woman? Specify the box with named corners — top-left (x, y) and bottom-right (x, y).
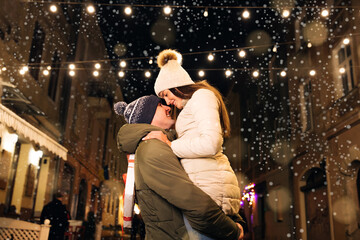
top-left (144, 49), bottom-right (241, 239)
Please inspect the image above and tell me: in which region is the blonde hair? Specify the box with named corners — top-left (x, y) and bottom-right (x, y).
top-left (170, 80), bottom-right (231, 138)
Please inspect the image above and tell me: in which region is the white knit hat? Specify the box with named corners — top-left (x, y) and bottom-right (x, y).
top-left (154, 49), bottom-right (194, 96)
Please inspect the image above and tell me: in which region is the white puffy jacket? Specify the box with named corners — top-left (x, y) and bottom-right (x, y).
top-left (171, 88), bottom-right (240, 215)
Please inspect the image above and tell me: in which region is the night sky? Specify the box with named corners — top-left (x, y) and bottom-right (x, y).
top-left (94, 0), bottom-right (289, 102)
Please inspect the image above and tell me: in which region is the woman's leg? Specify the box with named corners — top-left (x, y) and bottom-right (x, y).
top-left (183, 215), bottom-right (214, 240)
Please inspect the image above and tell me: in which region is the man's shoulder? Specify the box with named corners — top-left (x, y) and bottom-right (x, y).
top-left (136, 139), bottom-right (175, 162)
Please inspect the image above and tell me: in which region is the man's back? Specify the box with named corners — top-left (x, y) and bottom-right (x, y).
top-left (118, 123), bottom-right (242, 240)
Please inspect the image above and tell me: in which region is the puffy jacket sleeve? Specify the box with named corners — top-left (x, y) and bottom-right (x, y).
top-left (136, 140), bottom-right (241, 240)
top-left (171, 89), bottom-right (224, 158)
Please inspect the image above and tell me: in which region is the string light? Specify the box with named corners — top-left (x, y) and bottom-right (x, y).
top-left (321, 9), bottom-right (329, 17)
top-left (225, 70), bottom-right (232, 77)
top-left (198, 70), bottom-right (205, 77)
top-left (1, 67), bottom-right (6, 71)
top-left (118, 71), bottom-right (125, 78)
top-left (339, 67), bottom-right (346, 74)
top-left (307, 42), bottom-right (312, 48)
top-left (242, 10), bottom-right (250, 19)
top-left (69, 70), bottom-right (75, 76)
top-left (87, 5), bottom-right (95, 14)
top-left (282, 9), bottom-right (291, 18)
top-left (280, 70), bottom-right (287, 77)
top-left (207, 54), bottom-right (214, 61)
top-left (272, 46), bottom-right (277, 52)
top-left (343, 38), bottom-right (350, 45)
top-left (22, 66), bottom-right (29, 72)
top-left (47, 66), bottom-right (51, 70)
top-left (120, 60), bottom-right (127, 68)
top-left (309, 70), bottom-right (316, 76)
top-left (144, 71), bottom-right (151, 78)
top-left (163, 6), bottom-right (172, 15)
top-left (49, 4), bottom-right (57, 13)
top-left (124, 6), bottom-right (132, 15)
top-left (43, 69), bottom-right (49, 76)
top-left (93, 70), bottom-right (99, 77)
top-left (69, 64), bottom-right (75, 70)
top-left (149, 59), bottom-right (153, 64)
top-left (239, 50), bottom-right (246, 58)
top-left (95, 63), bottom-right (101, 69)
top-left (203, 8), bottom-right (209, 17)
top-left (242, 183), bottom-right (256, 206)
top-left (252, 70), bottom-right (259, 78)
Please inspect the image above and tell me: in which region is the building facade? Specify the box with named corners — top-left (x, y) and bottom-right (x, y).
top-left (0, 0), bottom-right (126, 230)
top-left (239, 0), bottom-right (360, 239)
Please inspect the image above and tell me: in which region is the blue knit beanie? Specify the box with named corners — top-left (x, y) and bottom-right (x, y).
top-left (113, 95), bottom-right (160, 124)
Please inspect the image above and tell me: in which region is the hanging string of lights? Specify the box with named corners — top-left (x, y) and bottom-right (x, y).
top-left (2, 2), bottom-right (358, 80)
top-left (1, 32), bottom-right (357, 80)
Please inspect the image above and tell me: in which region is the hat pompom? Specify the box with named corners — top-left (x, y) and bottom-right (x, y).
top-left (157, 49), bottom-right (182, 68)
top-left (114, 101), bottom-right (127, 115)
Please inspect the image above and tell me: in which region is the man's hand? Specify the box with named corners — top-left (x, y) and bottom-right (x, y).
top-left (236, 223), bottom-right (244, 240)
top-left (142, 131), bottom-right (172, 147)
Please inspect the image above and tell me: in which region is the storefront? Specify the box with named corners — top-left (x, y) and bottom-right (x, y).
top-left (0, 104), bottom-right (67, 220)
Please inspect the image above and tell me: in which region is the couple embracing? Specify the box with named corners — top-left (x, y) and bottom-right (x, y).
top-left (115, 49), bottom-right (245, 240)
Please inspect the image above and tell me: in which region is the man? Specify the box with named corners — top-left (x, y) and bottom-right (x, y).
top-left (115, 95), bottom-right (244, 240)
top-left (40, 192), bottom-right (69, 240)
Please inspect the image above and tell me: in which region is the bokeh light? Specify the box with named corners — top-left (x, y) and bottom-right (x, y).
top-left (239, 50), bottom-right (246, 58)
top-left (151, 18), bottom-right (176, 46)
top-left (120, 61), bottom-right (126, 68)
top-left (163, 6), bottom-right (172, 15)
top-left (198, 70), bottom-right (205, 77)
top-left (242, 10), bottom-right (250, 19)
top-left (124, 7), bottom-right (132, 15)
top-left (118, 71), bottom-right (125, 78)
top-left (145, 71), bottom-right (151, 78)
top-left (208, 54), bottom-right (214, 61)
top-left (266, 187), bottom-right (292, 213)
top-left (49, 4), bottom-right (57, 13)
top-left (225, 70), bottom-right (232, 77)
top-left (321, 9), bottom-right (329, 17)
top-left (87, 5), bottom-right (95, 14)
top-left (303, 21), bottom-right (328, 46)
top-left (332, 197), bottom-right (357, 224)
top-left (246, 30), bottom-right (271, 55)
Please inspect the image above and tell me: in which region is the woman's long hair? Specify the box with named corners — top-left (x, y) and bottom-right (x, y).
top-left (169, 80), bottom-right (231, 138)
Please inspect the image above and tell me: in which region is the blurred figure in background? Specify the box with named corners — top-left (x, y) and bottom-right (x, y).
top-left (83, 211), bottom-right (96, 240)
top-left (40, 192), bottom-right (69, 240)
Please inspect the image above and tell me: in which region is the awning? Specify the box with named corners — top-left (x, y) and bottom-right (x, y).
top-left (0, 104), bottom-right (67, 160)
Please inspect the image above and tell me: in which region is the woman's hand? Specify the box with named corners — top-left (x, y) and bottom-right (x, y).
top-left (236, 223), bottom-right (244, 240)
top-left (142, 131), bottom-right (172, 147)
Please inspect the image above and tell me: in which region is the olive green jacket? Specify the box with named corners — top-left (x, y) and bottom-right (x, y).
top-left (117, 124), bottom-right (242, 240)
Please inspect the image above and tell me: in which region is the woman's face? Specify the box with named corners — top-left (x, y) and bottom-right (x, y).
top-left (160, 89), bottom-right (184, 109)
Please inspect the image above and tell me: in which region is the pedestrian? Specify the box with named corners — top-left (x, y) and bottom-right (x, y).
top-left (40, 193), bottom-right (69, 240)
top-left (83, 211), bottom-right (96, 240)
top-left (115, 95), bottom-right (244, 240)
top-left (143, 49), bottom-right (241, 239)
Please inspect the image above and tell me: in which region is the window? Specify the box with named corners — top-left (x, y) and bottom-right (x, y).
top-left (48, 51), bottom-right (61, 101)
top-left (333, 41), bottom-right (354, 98)
top-left (29, 22), bottom-right (45, 81)
top-left (300, 80), bottom-right (313, 132)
